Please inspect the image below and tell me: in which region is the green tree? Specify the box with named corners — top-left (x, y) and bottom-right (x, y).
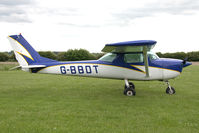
top-left (187, 51), bottom-right (199, 61)
top-left (8, 51), bottom-right (17, 61)
top-left (156, 52), bottom-right (164, 58)
top-left (92, 53), bottom-right (105, 59)
top-left (156, 52), bottom-right (186, 60)
top-left (38, 51), bottom-right (57, 60)
top-left (57, 49), bottom-right (96, 61)
top-left (0, 52), bottom-right (9, 61)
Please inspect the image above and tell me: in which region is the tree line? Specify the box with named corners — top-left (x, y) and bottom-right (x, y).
top-left (0, 49), bottom-right (104, 62)
top-left (0, 49), bottom-right (199, 61)
top-left (156, 51), bottom-right (199, 61)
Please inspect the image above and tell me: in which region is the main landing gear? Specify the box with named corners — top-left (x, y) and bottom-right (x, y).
top-left (123, 79), bottom-right (176, 96)
top-left (165, 81), bottom-right (175, 95)
top-left (123, 79), bottom-right (136, 96)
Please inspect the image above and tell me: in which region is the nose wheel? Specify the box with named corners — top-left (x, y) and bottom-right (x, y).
top-left (124, 79), bottom-right (136, 96)
top-left (165, 81), bottom-right (175, 94)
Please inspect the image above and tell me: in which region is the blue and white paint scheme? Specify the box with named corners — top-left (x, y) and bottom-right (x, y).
top-left (8, 34), bottom-right (192, 96)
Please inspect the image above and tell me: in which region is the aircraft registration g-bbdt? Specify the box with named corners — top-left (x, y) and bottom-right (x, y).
top-left (8, 34), bottom-right (191, 96)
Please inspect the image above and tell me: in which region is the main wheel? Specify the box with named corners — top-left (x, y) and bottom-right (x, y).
top-left (166, 87), bottom-right (175, 94)
top-left (124, 87), bottom-right (136, 96)
top-left (124, 82), bottom-right (135, 89)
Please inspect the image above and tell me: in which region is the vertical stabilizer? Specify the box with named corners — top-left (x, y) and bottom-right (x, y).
top-left (7, 34), bottom-right (57, 70)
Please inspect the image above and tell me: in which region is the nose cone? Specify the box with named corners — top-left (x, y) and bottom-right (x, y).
top-left (183, 61), bottom-right (192, 68)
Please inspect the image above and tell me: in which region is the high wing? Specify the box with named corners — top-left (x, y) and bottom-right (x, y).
top-left (102, 40), bottom-right (157, 77)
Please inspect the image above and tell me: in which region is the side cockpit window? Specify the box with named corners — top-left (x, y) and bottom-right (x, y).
top-left (124, 53), bottom-right (143, 63)
top-left (99, 53), bottom-right (117, 62)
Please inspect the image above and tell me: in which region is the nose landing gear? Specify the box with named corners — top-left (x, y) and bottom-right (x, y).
top-left (165, 81), bottom-right (175, 94)
top-left (124, 79), bottom-right (136, 96)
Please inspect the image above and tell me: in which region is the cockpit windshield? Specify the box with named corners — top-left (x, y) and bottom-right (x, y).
top-left (147, 52), bottom-right (159, 60)
top-left (99, 53), bottom-right (117, 62)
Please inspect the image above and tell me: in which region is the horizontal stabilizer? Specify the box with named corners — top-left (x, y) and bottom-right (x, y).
top-left (9, 66), bottom-right (21, 70)
top-left (21, 65), bottom-right (46, 69)
top-left (10, 65), bottom-right (46, 70)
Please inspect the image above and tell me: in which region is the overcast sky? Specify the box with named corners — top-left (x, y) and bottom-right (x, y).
top-left (1, 0), bottom-right (199, 53)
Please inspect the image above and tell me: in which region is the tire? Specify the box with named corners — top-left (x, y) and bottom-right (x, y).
top-left (166, 87), bottom-right (175, 94)
top-left (124, 87), bottom-right (136, 96)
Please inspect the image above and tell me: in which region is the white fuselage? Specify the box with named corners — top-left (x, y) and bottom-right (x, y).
top-left (36, 63), bottom-right (180, 81)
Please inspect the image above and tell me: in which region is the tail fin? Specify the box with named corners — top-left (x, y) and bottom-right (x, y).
top-left (8, 34), bottom-right (57, 67)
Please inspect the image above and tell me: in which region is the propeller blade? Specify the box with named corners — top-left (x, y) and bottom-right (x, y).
top-left (182, 57), bottom-right (188, 64)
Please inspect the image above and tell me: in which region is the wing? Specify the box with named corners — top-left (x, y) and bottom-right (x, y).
top-left (102, 40), bottom-right (157, 77)
top-left (102, 40), bottom-right (156, 53)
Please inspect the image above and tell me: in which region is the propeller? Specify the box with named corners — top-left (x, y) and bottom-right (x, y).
top-left (182, 57), bottom-right (188, 65)
top-left (182, 57), bottom-right (192, 68)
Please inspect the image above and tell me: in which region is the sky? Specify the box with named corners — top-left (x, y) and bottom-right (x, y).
top-left (1, 0), bottom-right (199, 53)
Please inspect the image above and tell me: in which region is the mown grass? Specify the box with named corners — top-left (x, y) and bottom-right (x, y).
top-left (0, 65), bottom-right (198, 133)
top-left (0, 63), bottom-right (18, 71)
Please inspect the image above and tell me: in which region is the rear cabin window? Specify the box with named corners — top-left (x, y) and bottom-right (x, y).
top-left (99, 53), bottom-right (117, 62)
top-left (124, 53), bottom-right (143, 63)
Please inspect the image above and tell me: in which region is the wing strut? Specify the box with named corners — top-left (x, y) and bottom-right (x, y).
top-left (143, 46), bottom-right (149, 77)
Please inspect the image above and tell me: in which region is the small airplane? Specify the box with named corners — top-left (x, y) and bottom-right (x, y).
top-left (8, 34), bottom-right (191, 96)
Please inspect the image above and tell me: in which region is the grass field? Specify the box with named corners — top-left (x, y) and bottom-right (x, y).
top-left (0, 64), bottom-right (199, 133)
